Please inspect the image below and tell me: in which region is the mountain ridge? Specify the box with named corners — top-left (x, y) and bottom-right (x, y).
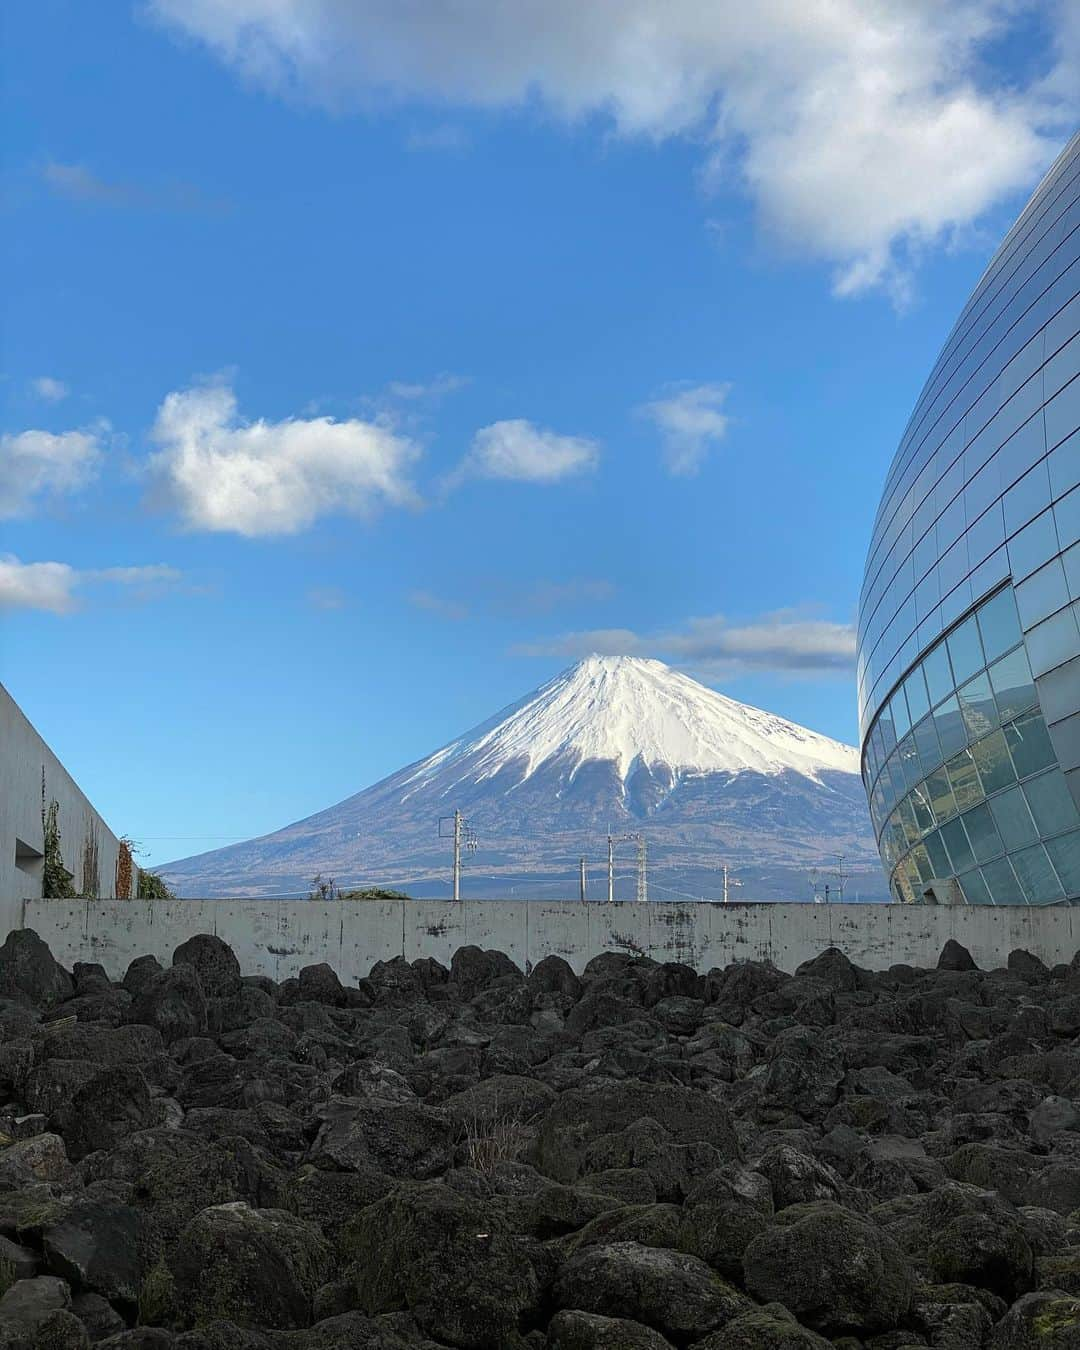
top-left (163, 656), bottom-right (884, 901)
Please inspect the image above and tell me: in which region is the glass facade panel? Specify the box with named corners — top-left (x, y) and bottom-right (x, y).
top-left (913, 716), bottom-right (943, 775)
top-left (934, 696), bottom-right (968, 758)
top-left (1023, 769), bottom-right (1080, 836)
top-left (947, 749), bottom-right (982, 811)
top-left (1047, 831), bottom-right (1080, 893)
top-left (904, 667), bottom-right (931, 726)
top-left (977, 585), bottom-right (1023, 660)
top-left (982, 856), bottom-right (1021, 904)
top-left (988, 646), bottom-right (1035, 722)
top-left (947, 616), bottom-right (984, 686)
top-left (988, 785), bottom-right (1038, 851)
top-left (924, 831), bottom-right (951, 879)
top-left (1004, 710), bottom-right (1057, 778)
top-left (923, 641), bottom-right (954, 706)
top-left (958, 867), bottom-right (992, 905)
top-left (971, 729), bottom-right (1016, 794)
top-left (1012, 843), bottom-right (1065, 903)
top-left (940, 815), bottom-right (975, 872)
top-left (925, 765), bottom-right (957, 822)
top-left (962, 801), bottom-right (1002, 863)
top-left (958, 672), bottom-right (998, 740)
top-left (858, 134), bottom-right (1080, 906)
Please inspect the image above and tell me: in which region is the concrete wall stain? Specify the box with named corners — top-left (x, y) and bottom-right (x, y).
top-left (14, 897), bottom-right (1080, 981)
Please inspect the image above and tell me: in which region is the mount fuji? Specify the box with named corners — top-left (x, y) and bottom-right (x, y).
top-left (162, 656), bottom-right (885, 901)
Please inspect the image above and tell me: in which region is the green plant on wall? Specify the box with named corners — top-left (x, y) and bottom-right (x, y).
top-left (40, 770), bottom-right (76, 900)
top-left (137, 869), bottom-right (175, 900)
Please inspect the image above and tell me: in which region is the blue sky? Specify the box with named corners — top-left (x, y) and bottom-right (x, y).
top-left (2, 1), bottom-right (1077, 866)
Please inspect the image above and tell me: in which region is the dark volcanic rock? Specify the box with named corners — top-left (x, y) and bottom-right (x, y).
top-left (42, 1199), bottom-right (149, 1311)
top-left (743, 1202), bottom-right (914, 1334)
top-left (349, 1181), bottom-right (547, 1349)
top-left (0, 931), bottom-right (74, 1007)
top-left (6, 929), bottom-right (1080, 1348)
top-left (130, 967), bottom-right (208, 1044)
top-left (172, 935), bottom-right (242, 999)
top-left (554, 1240), bottom-right (750, 1341)
top-left (168, 1202), bottom-right (331, 1330)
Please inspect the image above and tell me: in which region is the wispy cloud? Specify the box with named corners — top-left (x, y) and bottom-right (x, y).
top-left (30, 376), bottom-right (68, 403)
top-left (409, 588), bottom-right (469, 621)
top-left (641, 382), bottom-right (731, 476)
top-left (148, 0), bottom-right (1079, 299)
top-left (405, 125), bottom-right (470, 153)
top-left (0, 425), bottom-right (107, 518)
top-left (307, 586), bottom-right (348, 610)
top-left (448, 418), bottom-right (599, 488)
top-left (511, 578), bottom-right (615, 615)
top-left (514, 607), bottom-right (857, 677)
top-left (0, 555), bottom-right (183, 614)
top-left (42, 161), bottom-right (229, 213)
top-left (386, 372), bottom-right (470, 401)
top-left (149, 379), bottom-right (421, 536)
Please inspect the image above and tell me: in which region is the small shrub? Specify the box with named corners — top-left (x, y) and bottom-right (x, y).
top-left (137, 870), bottom-right (175, 901)
top-left (462, 1107), bottom-right (527, 1175)
top-left (340, 886), bottom-right (413, 900)
top-left (308, 873), bottom-right (341, 901)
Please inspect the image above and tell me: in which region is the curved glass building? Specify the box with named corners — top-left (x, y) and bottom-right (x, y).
top-left (857, 132), bottom-right (1080, 905)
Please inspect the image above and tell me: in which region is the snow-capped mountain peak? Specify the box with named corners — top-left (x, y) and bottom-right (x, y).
top-left (405, 655), bottom-right (858, 790)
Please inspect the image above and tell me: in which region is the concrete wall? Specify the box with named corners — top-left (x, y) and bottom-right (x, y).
top-left (0, 683), bottom-right (128, 922)
top-left (16, 896), bottom-right (1080, 982)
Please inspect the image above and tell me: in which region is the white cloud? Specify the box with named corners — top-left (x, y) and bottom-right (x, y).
top-left (642, 382), bottom-right (730, 475)
top-left (453, 419), bottom-right (598, 486)
top-left (149, 381), bottom-right (421, 536)
top-left (0, 426), bottom-right (105, 518)
top-left (515, 608), bottom-right (857, 676)
top-left (31, 376), bottom-right (68, 403)
top-left (42, 161), bottom-right (229, 213)
top-left (409, 589), bottom-right (469, 621)
top-left (0, 556), bottom-right (182, 614)
top-left (147, 0), bottom-right (1078, 297)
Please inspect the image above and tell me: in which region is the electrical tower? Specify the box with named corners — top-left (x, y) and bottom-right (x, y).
top-left (438, 809), bottom-right (477, 901)
top-left (606, 832), bottom-right (647, 903)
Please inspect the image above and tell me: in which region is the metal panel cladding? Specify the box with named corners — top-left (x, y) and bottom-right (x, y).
top-left (857, 133), bottom-right (1080, 905)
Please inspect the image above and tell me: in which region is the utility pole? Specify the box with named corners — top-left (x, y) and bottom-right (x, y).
top-left (721, 862), bottom-right (743, 904)
top-left (579, 857), bottom-right (587, 903)
top-left (835, 854), bottom-right (846, 904)
top-left (637, 835), bottom-right (648, 904)
top-left (607, 835), bottom-right (615, 903)
top-left (438, 810), bottom-right (476, 902)
top-left (453, 809), bottom-right (462, 902)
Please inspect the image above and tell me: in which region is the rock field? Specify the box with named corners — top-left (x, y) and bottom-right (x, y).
top-left (0, 928), bottom-right (1077, 1347)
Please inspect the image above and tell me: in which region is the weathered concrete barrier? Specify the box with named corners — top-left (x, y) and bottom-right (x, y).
top-left (13, 896), bottom-right (1080, 981)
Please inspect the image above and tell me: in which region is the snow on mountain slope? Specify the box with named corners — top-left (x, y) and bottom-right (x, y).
top-left (162, 655), bottom-right (879, 900)
top-left (403, 655), bottom-right (858, 793)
